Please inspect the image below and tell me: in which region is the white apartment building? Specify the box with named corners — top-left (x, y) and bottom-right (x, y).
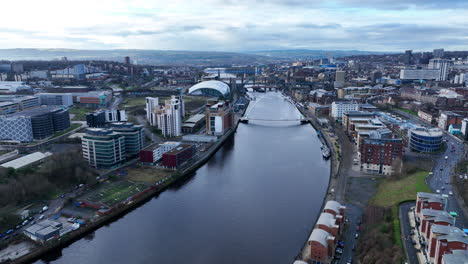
top-left (331, 101), bottom-right (359, 120)
top-left (157, 96), bottom-right (182, 137)
top-left (146, 97), bottom-right (159, 126)
top-left (428, 59), bottom-right (450, 81)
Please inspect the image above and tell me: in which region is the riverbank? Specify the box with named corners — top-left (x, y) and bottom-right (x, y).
top-left (8, 102), bottom-right (249, 264)
top-left (290, 104), bottom-right (343, 262)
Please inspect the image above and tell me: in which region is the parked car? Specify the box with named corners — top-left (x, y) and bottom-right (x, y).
top-left (449, 191), bottom-right (453, 195)
top-left (5, 229), bottom-right (14, 234)
top-left (39, 215), bottom-right (45, 220)
top-left (67, 218), bottom-right (76, 223)
top-left (355, 233), bottom-right (359, 239)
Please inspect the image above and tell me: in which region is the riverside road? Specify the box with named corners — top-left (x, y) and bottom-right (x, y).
top-left (36, 92), bottom-right (331, 264)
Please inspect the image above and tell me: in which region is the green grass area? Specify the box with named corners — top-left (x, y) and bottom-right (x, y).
top-left (126, 166), bottom-right (173, 183)
top-left (69, 107), bottom-right (89, 121)
top-left (86, 181), bottom-right (148, 207)
top-left (396, 107), bottom-right (418, 116)
top-left (370, 170), bottom-right (431, 247)
top-left (371, 170), bottom-right (431, 207)
top-left (52, 123), bottom-right (81, 138)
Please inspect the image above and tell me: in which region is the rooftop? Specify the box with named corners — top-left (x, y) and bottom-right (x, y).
top-left (0, 152), bottom-right (52, 169)
top-left (308, 228), bottom-right (334, 247)
top-left (442, 250), bottom-right (468, 264)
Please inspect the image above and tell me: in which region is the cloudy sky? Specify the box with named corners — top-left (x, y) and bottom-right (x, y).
top-left (1, 0), bottom-right (467, 52)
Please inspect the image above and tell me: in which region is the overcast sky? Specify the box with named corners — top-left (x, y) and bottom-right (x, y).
top-left (1, 0), bottom-right (467, 52)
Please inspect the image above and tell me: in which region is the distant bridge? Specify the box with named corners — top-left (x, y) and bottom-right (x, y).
top-left (240, 117), bottom-right (310, 124)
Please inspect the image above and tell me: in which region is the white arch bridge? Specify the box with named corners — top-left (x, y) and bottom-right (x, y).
top-left (239, 116), bottom-right (310, 124)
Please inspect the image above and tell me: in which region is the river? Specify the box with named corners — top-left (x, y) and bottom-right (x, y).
top-left (38, 92), bottom-right (330, 264)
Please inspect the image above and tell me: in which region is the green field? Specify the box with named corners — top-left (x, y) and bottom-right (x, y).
top-left (396, 107), bottom-right (418, 116)
top-left (69, 108), bottom-right (89, 121)
top-left (371, 170), bottom-right (431, 207)
top-left (86, 181), bottom-right (148, 207)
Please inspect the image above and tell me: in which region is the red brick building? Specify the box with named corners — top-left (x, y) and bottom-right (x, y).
top-left (308, 228), bottom-right (335, 263)
top-left (323, 200), bottom-right (346, 219)
top-left (358, 129), bottom-right (403, 175)
top-left (416, 192), bottom-right (447, 215)
top-left (434, 229), bottom-right (468, 264)
top-left (428, 226), bottom-right (463, 259)
top-left (419, 209), bottom-right (455, 240)
top-left (162, 144), bottom-right (195, 168)
top-left (315, 212), bottom-right (341, 237)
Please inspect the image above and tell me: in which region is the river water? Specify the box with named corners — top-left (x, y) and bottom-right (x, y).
top-left (38, 92), bottom-right (330, 264)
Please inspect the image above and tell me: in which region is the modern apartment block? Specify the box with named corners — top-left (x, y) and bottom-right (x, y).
top-left (109, 123), bottom-right (145, 157)
top-left (37, 93), bottom-right (73, 107)
top-left (358, 128), bottom-right (403, 175)
top-left (86, 109), bottom-right (127, 128)
top-left (0, 106), bottom-right (70, 142)
top-left (205, 100), bottom-right (233, 136)
top-left (438, 111), bottom-right (464, 131)
top-left (409, 126), bottom-right (443, 153)
top-left (0, 95), bottom-right (40, 113)
top-left (331, 101), bottom-right (359, 121)
top-left (156, 96), bottom-right (182, 137)
top-left (81, 128), bottom-right (126, 168)
top-left (145, 97), bottom-right (159, 126)
top-left (82, 122), bottom-right (144, 168)
top-left (73, 91), bottom-right (112, 108)
top-left (140, 141), bottom-right (181, 164)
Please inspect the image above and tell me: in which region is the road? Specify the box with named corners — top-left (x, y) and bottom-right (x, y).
top-left (393, 108), bottom-right (467, 226)
top-left (400, 201), bottom-right (419, 264)
top-left (427, 133), bottom-right (466, 227)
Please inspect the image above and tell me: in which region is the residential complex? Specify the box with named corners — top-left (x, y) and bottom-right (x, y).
top-left (156, 96), bottom-right (183, 137)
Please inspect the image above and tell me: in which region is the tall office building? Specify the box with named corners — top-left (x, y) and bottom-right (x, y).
top-left (156, 96), bottom-right (182, 137)
top-left (146, 97), bottom-right (159, 126)
top-left (371, 71), bottom-right (382, 83)
top-left (428, 59), bottom-right (450, 81)
top-left (433, 49), bottom-right (444, 59)
top-left (176, 94), bottom-right (185, 119)
top-left (335, 71), bottom-right (345, 83)
top-left (82, 128), bottom-right (126, 168)
top-left (404, 50), bottom-right (413, 65)
top-left (124, 56), bottom-right (131, 65)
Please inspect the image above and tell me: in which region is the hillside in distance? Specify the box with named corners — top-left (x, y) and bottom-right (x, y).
top-left (0, 48), bottom-right (393, 66)
top-left (246, 49), bottom-right (390, 59)
top-left (0, 49), bottom-right (274, 66)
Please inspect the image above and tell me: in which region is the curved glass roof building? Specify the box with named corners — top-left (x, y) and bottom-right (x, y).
top-left (409, 126), bottom-right (443, 153)
top-left (188, 81), bottom-right (230, 98)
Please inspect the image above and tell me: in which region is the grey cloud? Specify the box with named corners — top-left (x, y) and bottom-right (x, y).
top-left (219, 0), bottom-right (468, 10)
top-left (296, 23), bottom-right (342, 29)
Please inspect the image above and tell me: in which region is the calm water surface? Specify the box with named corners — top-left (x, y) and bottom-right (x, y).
top-left (38, 92), bottom-right (330, 264)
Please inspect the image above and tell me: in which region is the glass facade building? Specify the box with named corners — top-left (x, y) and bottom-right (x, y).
top-left (409, 127), bottom-right (443, 153)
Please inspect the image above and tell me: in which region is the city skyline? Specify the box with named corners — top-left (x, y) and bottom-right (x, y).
top-left (1, 0), bottom-right (467, 52)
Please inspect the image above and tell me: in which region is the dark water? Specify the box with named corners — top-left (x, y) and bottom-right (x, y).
top-left (38, 92), bottom-right (330, 264)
